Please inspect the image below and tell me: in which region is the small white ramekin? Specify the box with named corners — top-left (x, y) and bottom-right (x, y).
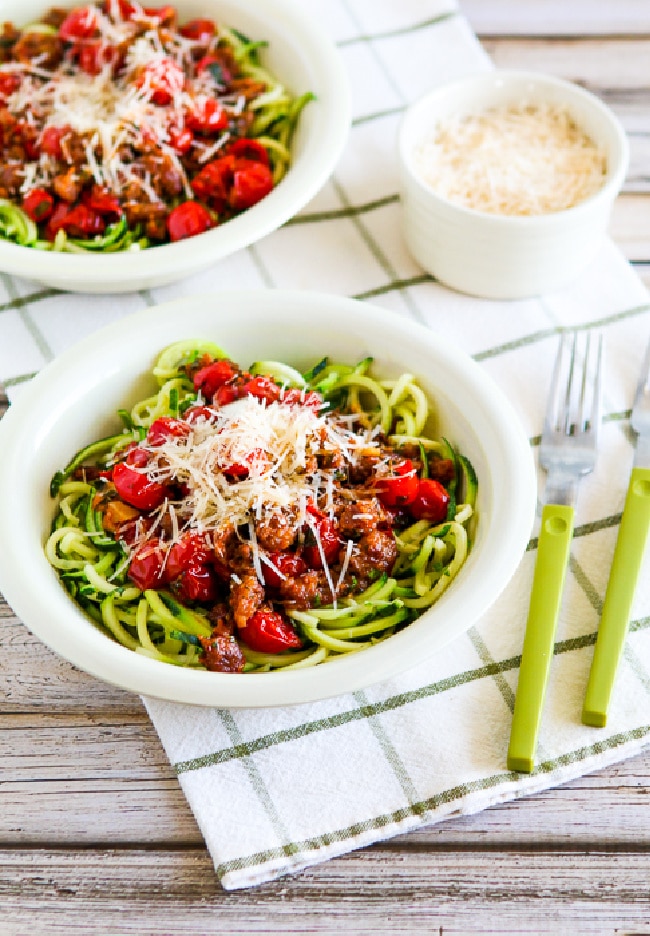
top-left (398, 69), bottom-right (629, 300)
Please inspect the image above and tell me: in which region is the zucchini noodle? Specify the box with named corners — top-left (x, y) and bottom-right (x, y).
top-left (46, 341), bottom-right (477, 674)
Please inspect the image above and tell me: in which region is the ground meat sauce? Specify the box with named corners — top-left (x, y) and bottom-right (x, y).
top-left (0, 2), bottom-right (307, 248)
top-left (76, 353), bottom-right (455, 673)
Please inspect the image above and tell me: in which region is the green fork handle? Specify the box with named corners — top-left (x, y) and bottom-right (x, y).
top-left (582, 466), bottom-right (650, 727)
top-left (507, 504), bottom-right (575, 773)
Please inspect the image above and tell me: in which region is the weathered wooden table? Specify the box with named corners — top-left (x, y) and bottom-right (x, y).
top-left (2, 2), bottom-right (650, 932)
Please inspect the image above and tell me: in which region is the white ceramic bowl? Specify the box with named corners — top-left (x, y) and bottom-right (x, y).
top-left (0, 0), bottom-right (349, 293)
top-left (0, 291), bottom-right (537, 706)
top-left (399, 69), bottom-right (629, 300)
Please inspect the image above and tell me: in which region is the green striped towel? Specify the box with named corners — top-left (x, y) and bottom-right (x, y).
top-left (1, 0), bottom-right (649, 891)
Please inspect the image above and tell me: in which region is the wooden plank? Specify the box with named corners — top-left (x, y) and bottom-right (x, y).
top-left (1, 847), bottom-right (650, 935)
top-left (463, 0), bottom-right (650, 37)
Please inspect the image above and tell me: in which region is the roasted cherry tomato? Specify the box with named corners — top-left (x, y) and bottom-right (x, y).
top-left (242, 375), bottom-right (281, 404)
top-left (192, 358), bottom-right (238, 400)
top-left (186, 97), bottom-right (228, 133)
top-left (375, 459), bottom-right (419, 508)
top-left (84, 184), bottom-right (122, 216)
top-left (166, 533), bottom-right (213, 581)
top-left (178, 564), bottom-right (217, 603)
top-left (241, 610), bottom-right (302, 653)
top-left (213, 384), bottom-right (240, 406)
top-left (22, 189), bottom-right (54, 222)
top-left (184, 404), bottom-right (217, 425)
top-left (409, 478), bottom-right (450, 523)
top-left (229, 160), bottom-right (274, 211)
top-left (168, 125), bottom-right (193, 154)
top-left (228, 138), bottom-right (270, 166)
top-left (221, 448), bottom-right (268, 480)
top-left (262, 552), bottom-right (307, 590)
top-left (128, 538), bottom-right (167, 590)
top-left (146, 416), bottom-right (191, 447)
top-left (190, 156), bottom-right (233, 204)
top-left (179, 17), bottom-right (216, 41)
top-left (39, 125), bottom-right (70, 159)
top-left (0, 73), bottom-right (21, 100)
top-left (167, 201), bottom-right (213, 242)
top-left (303, 508), bottom-right (341, 569)
top-left (113, 448), bottom-right (169, 511)
top-left (137, 58), bottom-right (184, 105)
top-left (59, 6), bottom-right (99, 40)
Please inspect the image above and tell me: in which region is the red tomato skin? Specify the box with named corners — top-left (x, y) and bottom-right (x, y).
top-left (375, 459), bottom-right (419, 508)
top-left (84, 185), bottom-right (122, 216)
top-left (167, 201), bottom-right (213, 242)
top-left (303, 509), bottom-right (341, 569)
top-left (0, 73), bottom-right (21, 100)
top-left (39, 126), bottom-right (70, 159)
top-left (146, 417), bottom-right (191, 447)
top-left (192, 359), bottom-right (238, 400)
top-left (59, 205), bottom-right (106, 237)
top-left (190, 157), bottom-right (234, 203)
top-left (213, 384), bottom-right (240, 406)
top-left (262, 552), bottom-right (307, 590)
top-left (179, 564), bottom-right (217, 603)
top-left (241, 610), bottom-right (303, 653)
top-left (179, 18), bottom-right (216, 41)
top-left (22, 189), bottom-right (54, 222)
top-left (409, 479), bottom-right (450, 523)
top-left (186, 97), bottom-right (228, 133)
top-left (166, 534), bottom-right (213, 581)
top-left (184, 404), bottom-right (217, 425)
top-left (168, 126), bottom-right (193, 154)
top-left (59, 7), bottom-right (98, 40)
top-left (242, 375), bottom-right (280, 404)
top-left (228, 138), bottom-right (270, 166)
top-left (128, 538), bottom-right (167, 590)
top-left (229, 160), bottom-right (274, 211)
top-left (113, 454), bottom-right (168, 511)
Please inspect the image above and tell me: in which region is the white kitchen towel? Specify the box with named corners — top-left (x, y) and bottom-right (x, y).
top-left (2, 0), bottom-right (650, 891)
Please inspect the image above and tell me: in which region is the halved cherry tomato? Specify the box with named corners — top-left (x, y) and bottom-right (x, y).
top-left (409, 478), bottom-right (450, 523)
top-left (22, 189), bottom-right (54, 222)
top-left (213, 384), bottom-right (240, 406)
top-left (76, 40), bottom-right (120, 76)
top-left (166, 533), bottom-right (213, 581)
top-left (113, 449), bottom-right (169, 511)
top-left (229, 138), bottom-right (270, 166)
top-left (303, 507), bottom-right (341, 569)
top-left (375, 459), bottom-right (419, 508)
top-left (39, 125), bottom-right (70, 159)
top-left (221, 447), bottom-right (268, 480)
top-left (192, 359), bottom-right (238, 399)
top-left (58, 204), bottom-right (105, 237)
top-left (178, 563), bottom-right (217, 603)
top-left (241, 610), bottom-right (302, 653)
top-left (190, 156), bottom-right (233, 204)
top-left (0, 73), bottom-right (21, 100)
top-left (242, 375), bottom-right (280, 404)
top-left (59, 6), bottom-right (99, 40)
top-left (262, 551), bottom-right (307, 590)
top-left (84, 184), bottom-right (122, 216)
top-left (146, 417), bottom-right (191, 447)
top-left (136, 58), bottom-right (184, 106)
top-left (229, 160), bottom-right (274, 211)
top-left (179, 18), bottom-right (216, 41)
top-left (186, 97), bottom-right (228, 133)
top-left (44, 202), bottom-right (70, 240)
top-left (128, 538), bottom-right (167, 590)
top-left (167, 201), bottom-right (213, 242)
top-left (184, 404), bottom-right (217, 424)
top-left (168, 125), bottom-right (193, 154)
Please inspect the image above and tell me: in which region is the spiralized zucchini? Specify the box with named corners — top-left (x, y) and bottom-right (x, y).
top-left (46, 343), bottom-right (477, 673)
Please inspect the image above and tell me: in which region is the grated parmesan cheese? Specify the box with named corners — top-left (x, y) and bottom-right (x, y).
top-left (413, 101), bottom-right (608, 216)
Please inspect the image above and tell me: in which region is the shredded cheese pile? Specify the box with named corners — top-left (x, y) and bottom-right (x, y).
top-left (413, 102), bottom-right (608, 216)
top-left (142, 396), bottom-right (380, 537)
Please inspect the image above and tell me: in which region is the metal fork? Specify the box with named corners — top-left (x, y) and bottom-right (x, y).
top-left (582, 334), bottom-right (650, 726)
top-left (507, 332), bottom-right (603, 773)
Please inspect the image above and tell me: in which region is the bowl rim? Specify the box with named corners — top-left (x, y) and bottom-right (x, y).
top-left (398, 67), bottom-right (630, 226)
top-left (0, 290), bottom-right (538, 707)
top-left (0, 0), bottom-right (351, 286)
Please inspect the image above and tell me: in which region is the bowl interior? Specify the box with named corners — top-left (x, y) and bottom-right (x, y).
top-left (0, 0), bottom-right (350, 291)
top-left (0, 292), bottom-right (537, 706)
